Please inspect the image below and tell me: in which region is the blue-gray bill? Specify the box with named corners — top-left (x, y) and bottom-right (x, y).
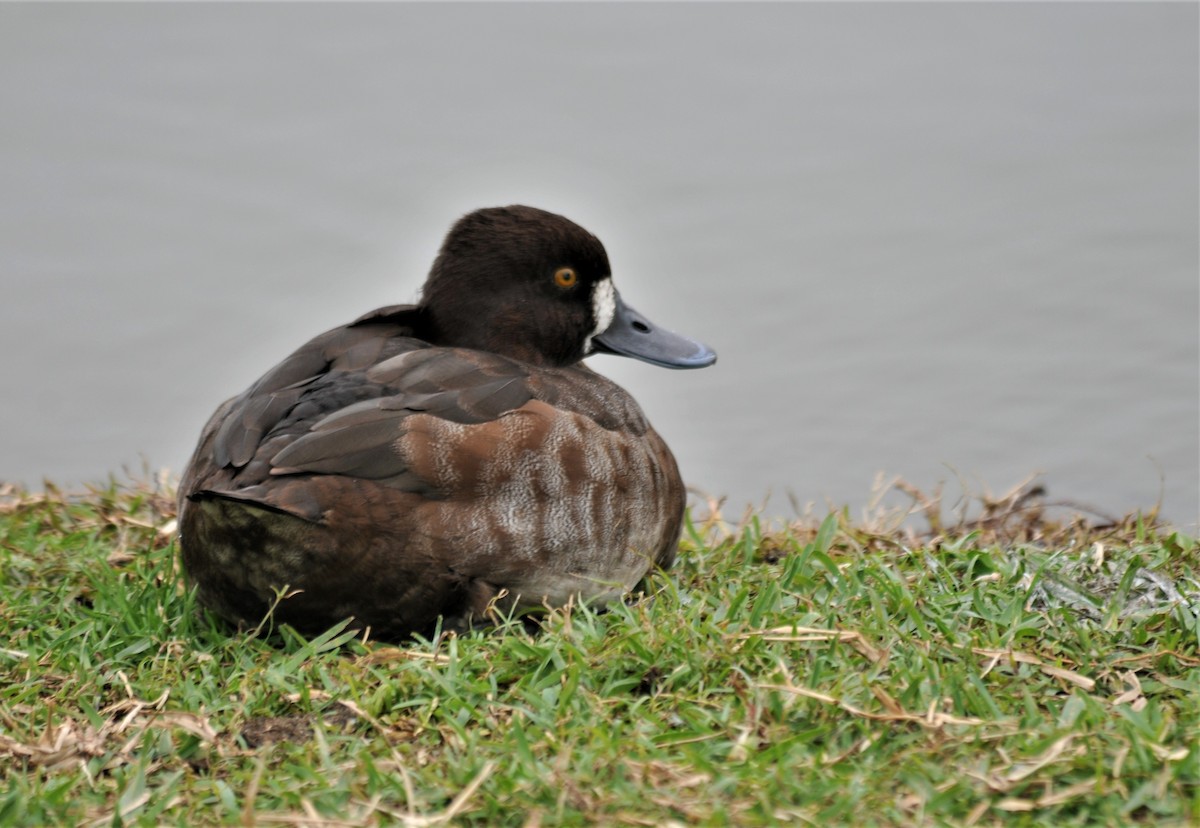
top-left (592, 293), bottom-right (717, 370)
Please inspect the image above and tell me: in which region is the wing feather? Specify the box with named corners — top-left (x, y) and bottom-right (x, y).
top-left (267, 359), bottom-right (534, 481)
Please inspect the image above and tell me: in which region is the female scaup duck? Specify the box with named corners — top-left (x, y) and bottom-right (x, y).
top-left (178, 205), bottom-right (716, 639)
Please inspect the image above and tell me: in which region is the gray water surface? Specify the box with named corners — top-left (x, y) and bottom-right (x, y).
top-left (1, 4), bottom-right (1196, 526)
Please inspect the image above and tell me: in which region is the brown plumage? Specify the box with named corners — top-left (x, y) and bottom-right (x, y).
top-left (178, 205), bottom-right (715, 640)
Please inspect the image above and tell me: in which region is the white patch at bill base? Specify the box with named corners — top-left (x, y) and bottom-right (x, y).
top-left (584, 278), bottom-right (616, 354)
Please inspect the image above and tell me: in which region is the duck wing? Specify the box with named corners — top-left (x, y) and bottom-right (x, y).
top-left (208, 306), bottom-right (426, 469)
top-left (183, 321), bottom-right (544, 521)
top-left (268, 349), bottom-right (536, 478)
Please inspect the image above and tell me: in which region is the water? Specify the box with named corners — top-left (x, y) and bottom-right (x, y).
top-left (1, 4), bottom-right (1196, 526)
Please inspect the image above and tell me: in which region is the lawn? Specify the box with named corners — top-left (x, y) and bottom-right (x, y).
top-left (1, 478), bottom-right (1196, 826)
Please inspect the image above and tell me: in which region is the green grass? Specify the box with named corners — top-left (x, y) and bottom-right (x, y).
top-left (1, 479), bottom-right (1197, 826)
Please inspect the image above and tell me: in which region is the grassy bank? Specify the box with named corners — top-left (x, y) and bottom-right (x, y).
top-left (1, 479), bottom-right (1197, 826)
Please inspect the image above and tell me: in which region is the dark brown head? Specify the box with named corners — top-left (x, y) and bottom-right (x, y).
top-left (417, 205), bottom-right (716, 370)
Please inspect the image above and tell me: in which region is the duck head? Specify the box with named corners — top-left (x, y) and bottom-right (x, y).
top-left (419, 205), bottom-right (717, 370)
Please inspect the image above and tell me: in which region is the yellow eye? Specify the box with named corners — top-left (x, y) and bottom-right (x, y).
top-left (553, 267), bottom-right (578, 288)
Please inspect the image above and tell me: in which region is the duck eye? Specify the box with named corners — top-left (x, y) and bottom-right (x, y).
top-left (553, 267), bottom-right (578, 288)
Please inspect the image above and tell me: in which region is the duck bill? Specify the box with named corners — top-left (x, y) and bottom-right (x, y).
top-left (592, 293), bottom-right (717, 369)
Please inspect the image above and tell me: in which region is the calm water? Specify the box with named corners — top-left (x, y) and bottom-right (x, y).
top-left (1, 4), bottom-right (1197, 526)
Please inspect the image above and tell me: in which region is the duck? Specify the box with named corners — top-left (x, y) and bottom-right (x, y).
top-left (177, 205), bottom-right (716, 640)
